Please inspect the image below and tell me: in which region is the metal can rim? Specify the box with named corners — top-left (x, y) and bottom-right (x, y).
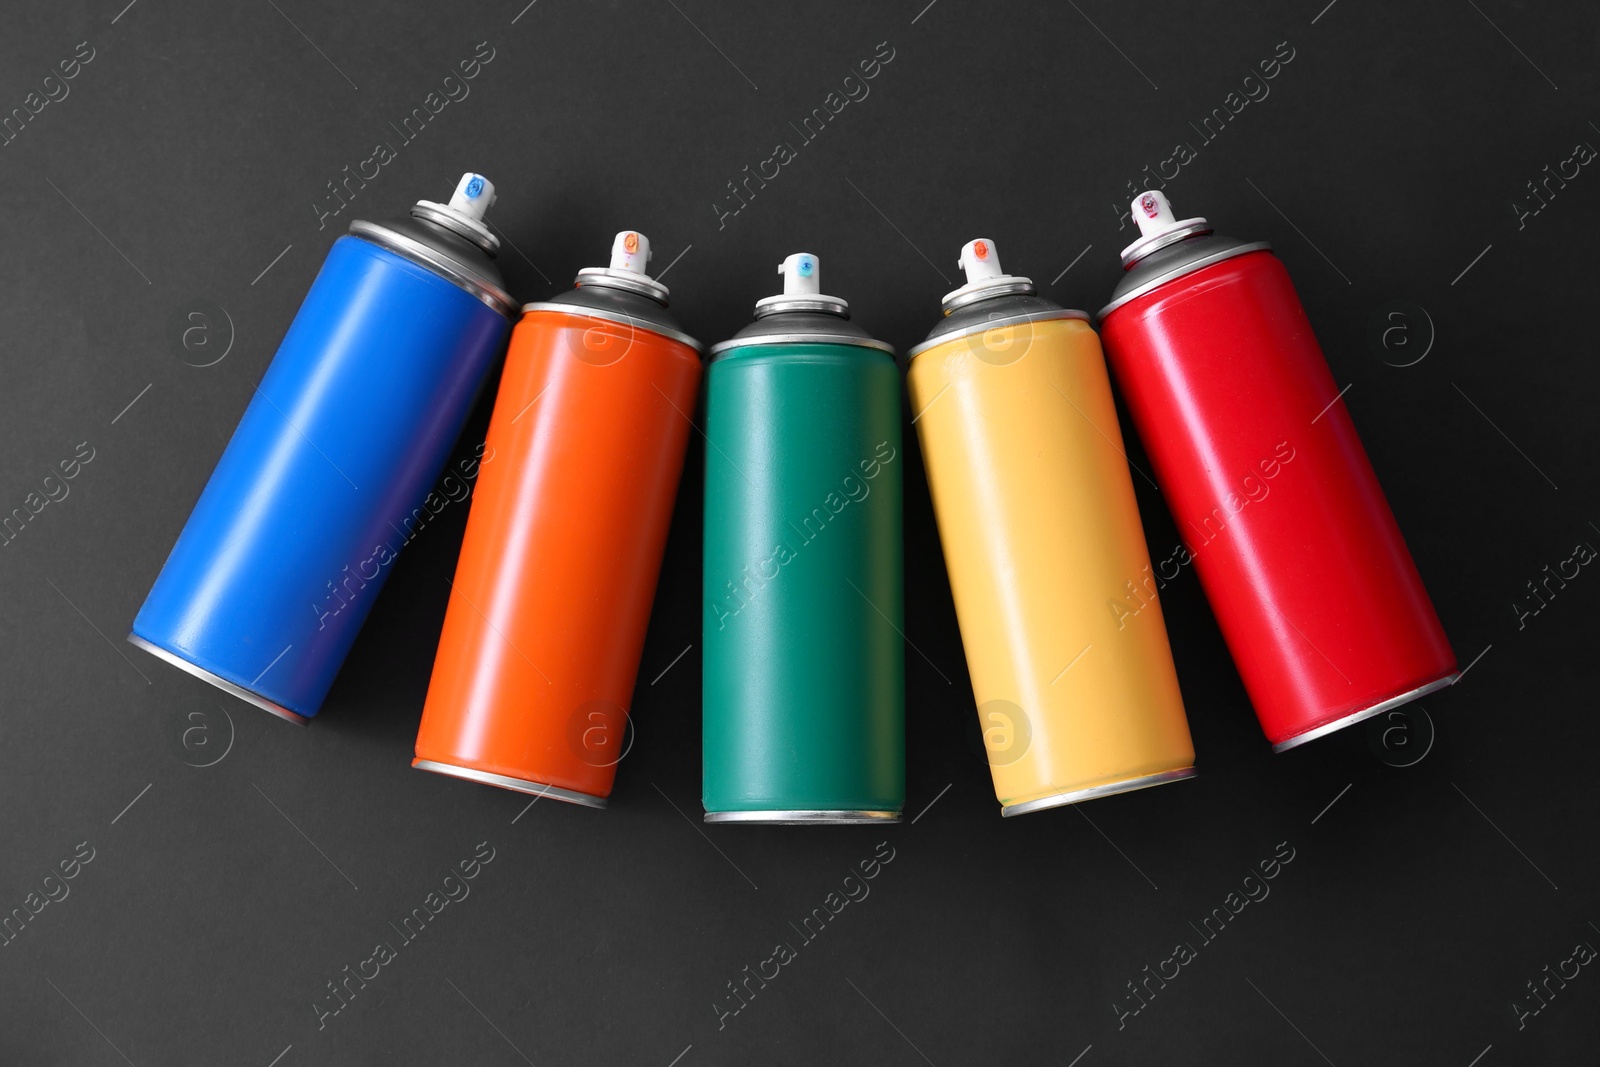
top-left (708, 332), bottom-right (896, 359)
top-left (519, 301), bottom-right (704, 354)
top-left (905, 308), bottom-right (1090, 360)
top-left (411, 760), bottom-right (610, 808)
top-left (1096, 241), bottom-right (1271, 322)
top-left (1269, 672), bottom-right (1459, 753)
top-left (999, 766), bottom-right (1197, 817)
top-left (127, 633), bottom-right (310, 725)
top-left (573, 266), bottom-right (670, 305)
top-left (350, 220), bottom-right (518, 319)
top-left (702, 809), bottom-right (902, 824)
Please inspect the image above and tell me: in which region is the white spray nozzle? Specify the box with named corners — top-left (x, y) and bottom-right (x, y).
top-left (1132, 190), bottom-right (1177, 236)
top-left (957, 238), bottom-right (1005, 284)
top-left (1118, 190), bottom-right (1210, 267)
top-left (609, 230), bottom-right (652, 273)
top-left (778, 253), bottom-right (821, 296)
top-left (447, 172), bottom-right (496, 222)
top-left (573, 229), bottom-right (669, 301)
top-left (936, 237), bottom-right (1034, 311)
top-left (753, 252), bottom-right (846, 317)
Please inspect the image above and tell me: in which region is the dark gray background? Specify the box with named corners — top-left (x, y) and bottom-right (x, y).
top-left (0, 0), bottom-right (1595, 1064)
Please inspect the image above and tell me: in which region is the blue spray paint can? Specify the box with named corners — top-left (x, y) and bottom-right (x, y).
top-left (130, 173), bottom-right (517, 723)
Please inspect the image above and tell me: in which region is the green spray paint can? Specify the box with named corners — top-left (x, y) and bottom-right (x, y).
top-left (702, 253), bottom-right (905, 825)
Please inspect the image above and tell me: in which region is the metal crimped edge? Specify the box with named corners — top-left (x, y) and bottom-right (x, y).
top-left (412, 760), bottom-right (608, 809)
top-left (126, 633), bottom-right (309, 726)
top-left (703, 809), bottom-right (902, 825)
top-left (1000, 766), bottom-right (1196, 817)
top-left (1270, 673), bottom-right (1460, 753)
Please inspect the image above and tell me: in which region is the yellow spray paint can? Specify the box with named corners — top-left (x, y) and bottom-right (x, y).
top-left (906, 239), bottom-right (1195, 816)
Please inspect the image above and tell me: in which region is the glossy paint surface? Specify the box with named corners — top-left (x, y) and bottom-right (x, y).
top-left (701, 342), bottom-right (905, 815)
top-left (1100, 250), bottom-right (1456, 746)
top-left (132, 235), bottom-right (509, 718)
top-left (416, 309), bottom-right (702, 797)
top-left (907, 316), bottom-right (1194, 809)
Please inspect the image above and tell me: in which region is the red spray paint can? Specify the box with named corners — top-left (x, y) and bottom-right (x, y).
top-left (1097, 191), bottom-right (1457, 751)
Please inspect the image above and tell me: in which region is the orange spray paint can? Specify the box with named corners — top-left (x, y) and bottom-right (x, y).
top-left (414, 231), bottom-right (703, 807)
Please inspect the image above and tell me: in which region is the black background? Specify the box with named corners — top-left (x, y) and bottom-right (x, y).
top-left (0, 1), bottom-right (1596, 1064)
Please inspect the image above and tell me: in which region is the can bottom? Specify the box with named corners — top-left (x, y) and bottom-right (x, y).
top-left (411, 759), bottom-right (608, 809)
top-left (127, 633), bottom-right (309, 726)
top-left (1271, 672), bottom-right (1460, 753)
top-left (1000, 766), bottom-right (1197, 818)
top-left (703, 809), bottom-right (902, 826)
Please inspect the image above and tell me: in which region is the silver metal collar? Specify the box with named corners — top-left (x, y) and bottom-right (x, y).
top-left (1097, 239), bottom-right (1270, 321)
top-left (1119, 218), bottom-right (1211, 266)
top-left (350, 219), bottom-right (518, 318)
top-left (575, 266), bottom-right (669, 304)
top-left (940, 277), bottom-right (1036, 313)
top-left (411, 200), bottom-right (499, 254)
top-left (519, 302), bottom-right (703, 352)
top-left (754, 294), bottom-right (849, 318)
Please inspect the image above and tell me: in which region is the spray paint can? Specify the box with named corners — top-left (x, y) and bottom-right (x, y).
top-left (130, 173), bottom-right (516, 723)
top-left (1098, 191), bottom-right (1458, 751)
top-left (414, 231), bottom-right (703, 806)
top-left (906, 239), bottom-right (1194, 816)
top-left (702, 254), bottom-right (904, 824)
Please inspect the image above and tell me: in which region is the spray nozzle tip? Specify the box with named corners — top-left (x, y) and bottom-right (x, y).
top-left (447, 172), bottom-right (496, 222)
top-left (609, 230), bottom-right (652, 273)
top-left (957, 238), bottom-right (1005, 284)
top-left (1132, 190), bottom-right (1178, 237)
top-left (1116, 189), bottom-right (1213, 266)
top-left (778, 252), bottom-right (821, 295)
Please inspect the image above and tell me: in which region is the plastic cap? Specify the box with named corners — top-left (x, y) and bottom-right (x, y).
top-left (571, 230), bottom-right (669, 303)
top-left (609, 230), bottom-right (652, 273)
top-left (752, 252), bottom-right (847, 318)
top-left (779, 253), bottom-right (821, 296)
top-left (957, 239), bottom-right (1005, 283)
top-left (447, 173), bottom-right (496, 222)
top-left (1117, 190), bottom-right (1210, 267)
top-left (1132, 190), bottom-right (1178, 236)
top-left (935, 237), bottom-right (1035, 311)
